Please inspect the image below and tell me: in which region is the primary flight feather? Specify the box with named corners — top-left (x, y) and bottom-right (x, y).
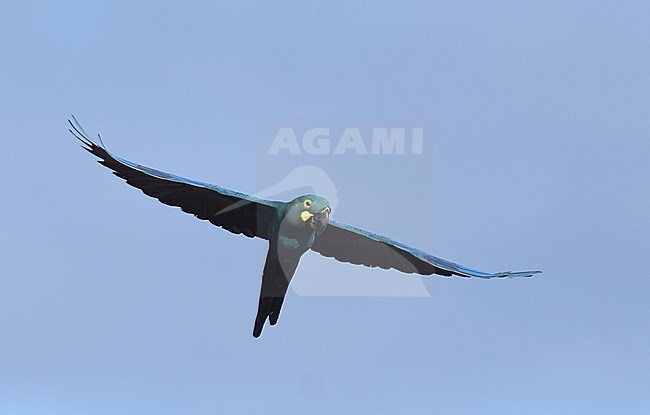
top-left (69, 116), bottom-right (541, 337)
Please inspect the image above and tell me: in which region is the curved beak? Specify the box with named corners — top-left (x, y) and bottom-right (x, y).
top-left (313, 207), bottom-right (330, 235)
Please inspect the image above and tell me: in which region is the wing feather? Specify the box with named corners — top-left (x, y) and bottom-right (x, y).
top-left (69, 116), bottom-right (280, 239)
top-left (311, 220), bottom-right (541, 279)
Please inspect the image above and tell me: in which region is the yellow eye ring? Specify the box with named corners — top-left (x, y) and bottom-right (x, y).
top-left (302, 199), bottom-right (312, 209)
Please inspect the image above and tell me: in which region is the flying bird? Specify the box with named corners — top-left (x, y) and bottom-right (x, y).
top-left (69, 116), bottom-right (541, 337)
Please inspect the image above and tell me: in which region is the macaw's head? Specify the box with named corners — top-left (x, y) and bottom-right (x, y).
top-left (285, 194), bottom-right (331, 235)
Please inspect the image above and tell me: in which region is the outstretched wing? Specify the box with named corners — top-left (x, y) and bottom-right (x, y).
top-left (311, 220), bottom-right (541, 278)
top-left (69, 116), bottom-right (281, 239)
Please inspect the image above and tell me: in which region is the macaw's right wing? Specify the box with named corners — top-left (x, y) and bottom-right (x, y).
top-left (69, 116), bottom-right (281, 240)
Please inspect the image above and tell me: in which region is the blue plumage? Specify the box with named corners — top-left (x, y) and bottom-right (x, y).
top-left (70, 116), bottom-right (541, 336)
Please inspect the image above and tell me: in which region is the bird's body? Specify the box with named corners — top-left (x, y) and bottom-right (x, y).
top-left (69, 116), bottom-right (541, 337)
top-left (254, 195), bottom-right (330, 337)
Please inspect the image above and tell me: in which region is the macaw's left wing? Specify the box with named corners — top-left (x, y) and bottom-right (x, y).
top-left (311, 220), bottom-right (541, 278)
top-left (69, 116), bottom-right (281, 240)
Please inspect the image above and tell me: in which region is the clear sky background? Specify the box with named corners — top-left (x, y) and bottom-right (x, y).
top-left (1, 1), bottom-right (649, 414)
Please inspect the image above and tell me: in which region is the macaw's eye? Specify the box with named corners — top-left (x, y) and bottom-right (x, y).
top-left (303, 199), bottom-right (312, 209)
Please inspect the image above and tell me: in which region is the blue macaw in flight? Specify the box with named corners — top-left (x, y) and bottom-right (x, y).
top-left (69, 116), bottom-right (541, 337)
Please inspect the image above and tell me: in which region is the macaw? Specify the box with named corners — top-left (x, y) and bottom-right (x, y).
top-left (69, 116), bottom-right (540, 337)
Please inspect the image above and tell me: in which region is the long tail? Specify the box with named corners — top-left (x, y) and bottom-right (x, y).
top-left (253, 248), bottom-right (299, 338)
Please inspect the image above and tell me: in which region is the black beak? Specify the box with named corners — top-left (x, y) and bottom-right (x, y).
top-left (313, 208), bottom-right (330, 235)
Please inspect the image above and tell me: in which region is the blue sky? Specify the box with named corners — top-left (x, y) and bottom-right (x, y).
top-left (1, 1), bottom-right (649, 414)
